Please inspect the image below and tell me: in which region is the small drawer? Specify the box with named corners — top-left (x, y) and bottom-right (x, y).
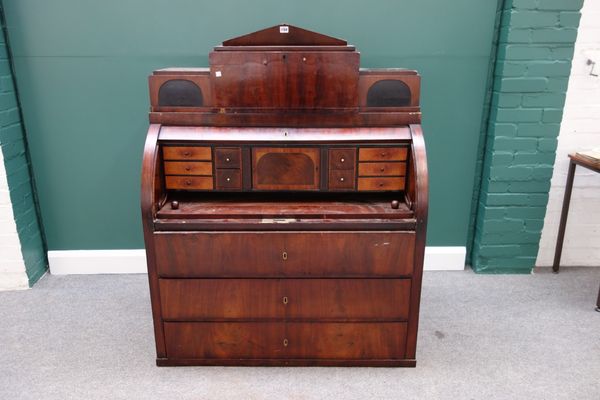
top-left (216, 169), bottom-right (241, 190)
top-left (358, 162), bottom-right (406, 177)
top-left (358, 177), bottom-right (405, 191)
top-left (163, 146), bottom-right (212, 161)
top-left (215, 148), bottom-right (241, 168)
top-left (329, 148), bottom-right (356, 170)
top-left (164, 161), bottom-right (212, 176)
top-left (165, 176), bottom-right (213, 190)
top-left (329, 170), bottom-right (355, 190)
top-left (359, 147), bottom-right (407, 162)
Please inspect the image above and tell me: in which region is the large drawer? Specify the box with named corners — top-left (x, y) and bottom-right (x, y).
top-left (154, 231), bottom-right (415, 277)
top-left (159, 278), bottom-right (411, 320)
top-left (164, 322), bottom-right (406, 359)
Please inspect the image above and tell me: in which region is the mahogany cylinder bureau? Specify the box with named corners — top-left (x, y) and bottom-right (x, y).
top-left (141, 25), bottom-right (428, 367)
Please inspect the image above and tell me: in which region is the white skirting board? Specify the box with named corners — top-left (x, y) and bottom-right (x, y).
top-left (48, 246), bottom-right (466, 275)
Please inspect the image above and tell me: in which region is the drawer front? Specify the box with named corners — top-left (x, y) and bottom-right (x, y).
top-left (215, 147), bottom-right (241, 168)
top-left (163, 146), bottom-right (211, 161)
top-left (358, 162), bottom-right (406, 177)
top-left (165, 176), bottom-right (213, 190)
top-left (164, 322), bottom-right (406, 360)
top-left (328, 170), bottom-right (355, 190)
top-left (285, 279), bottom-right (410, 319)
top-left (329, 148), bottom-right (356, 170)
top-left (358, 177), bottom-right (405, 191)
top-left (215, 169), bottom-right (241, 190)
top-left (164, 161), bottom-right (212, 176)
top-left (154, 232), bottom-right (415, 277)
top-left (286, 322), bottom-right (406, 359)
top-left (160, 279), bottom-right (285, 320)
top-left (359, 147), bottom-right (407, 162)
top-left (159, 278), bottom-right (411, 320)
top-left (252, 147), bottom-right (320, 190)
top-left (164, 322), bottom-right (286, 359)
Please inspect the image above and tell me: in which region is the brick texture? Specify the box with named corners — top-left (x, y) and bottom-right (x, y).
top-left (0, 7), bottom-right (47, 287)
top-left (537, 0), bottom-right (600, 267)
top-left (471, 0), bottom-right (583, 273)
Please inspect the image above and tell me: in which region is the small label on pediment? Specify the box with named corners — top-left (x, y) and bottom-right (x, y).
top-left (279, 26), bottom-right (289, 33)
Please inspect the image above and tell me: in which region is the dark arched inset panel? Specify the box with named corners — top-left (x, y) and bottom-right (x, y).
top-left (366, 79), bottom-right (411, 107)
top-left (158, 80), bottom-right (203, 107)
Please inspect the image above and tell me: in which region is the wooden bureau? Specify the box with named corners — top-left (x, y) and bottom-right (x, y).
top-left (141, 25), bottom-right (428, 367)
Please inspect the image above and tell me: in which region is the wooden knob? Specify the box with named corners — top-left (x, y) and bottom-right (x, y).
top-left (183, 151), bottom-right (191, 156)
top-left (171, 201), bottom-right (179, 210)
top-left (380, 152), bottom-right (386, 157)
top-left (380, 167), bottom-right (385, 172)
top-left (391, 200), bottom-right (400, 209)
top-left (185, 180), bottom-right (192, 185)
top-left (185, 166), bottom-right (191, 171)
top-left (379, 182), bottom-right (384, 187)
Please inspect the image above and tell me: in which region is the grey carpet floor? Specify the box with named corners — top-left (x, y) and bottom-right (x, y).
top-left (1, 268), bottom-right (599, 400)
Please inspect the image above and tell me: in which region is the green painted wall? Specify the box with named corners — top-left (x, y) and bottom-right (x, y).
top-left (2, 0), bottom-right (499, 250)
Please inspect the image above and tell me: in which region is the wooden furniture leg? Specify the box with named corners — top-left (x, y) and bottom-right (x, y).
top-left (596, 283), bottom-right (600, 312)
top-left (552, 160), bottom-right (576, 273)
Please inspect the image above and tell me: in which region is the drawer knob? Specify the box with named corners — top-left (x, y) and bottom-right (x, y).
top-left (171, 200), bottom-right (179, 210)
top-left (340, 158), bottom-right (345, 163)
top-left (391, 200), bottom-right (400, 209)
top-left (185, 166), bottom-right (191, 171)
top-left (226, 177), bottom-right (231, 182)
top-left (282, 296), bottom-right (288, 305)
top-left (339, 177), bottom-right (345, 182)
top-left (380, 152), bottom-right (387, 157)
top-left (282, 251), bottom-right (288, 261)
top-left (380, 167), bottom-right (385, 172)
top-left (225, 157), bottom-right (231, 162)
top-left (183, 151), bottom-right (191, 156)
top-left (379, 182), bottom-right (384, 187)
top-left (185, 179), bottom-right (192, 186)
top-left (283, 338), bottom-right (289, 347)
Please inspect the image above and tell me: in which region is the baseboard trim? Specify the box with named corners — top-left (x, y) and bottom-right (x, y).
top-left (48, 246), bottom-right (466, 275)
top-left (424, 246), bottom-right (466, 271)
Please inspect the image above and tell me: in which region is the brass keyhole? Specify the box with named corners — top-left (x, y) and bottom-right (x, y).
top-left (282, 251), bottom-right (288, 261)
top-left (283, 296), bottom-right (288, 305)
top-left (283, 338), bottom-right (289, 347)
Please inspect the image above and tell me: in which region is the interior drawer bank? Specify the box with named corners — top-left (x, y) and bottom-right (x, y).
top-left (154, 231), bottom-right (415, 277)
top-left (159, 278), bottom-right (412, 320)
top-left (164, 321), bottom-right (407, 360)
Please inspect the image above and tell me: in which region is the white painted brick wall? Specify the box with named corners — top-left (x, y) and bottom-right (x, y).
top-left (0, 148), bottom-right (28, 290)
top-left (537, 0), bottom-right (600, 267)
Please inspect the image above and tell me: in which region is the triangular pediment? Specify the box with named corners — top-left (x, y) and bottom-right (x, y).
top-left (222, 24), bottom-right (347, 46)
